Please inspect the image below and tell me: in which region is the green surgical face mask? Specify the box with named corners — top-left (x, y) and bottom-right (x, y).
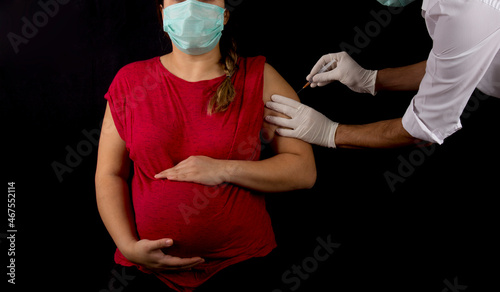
top-left (377, 0), bottom-right (417, 7)
top-left (163, 0), bottom-right (225, 56)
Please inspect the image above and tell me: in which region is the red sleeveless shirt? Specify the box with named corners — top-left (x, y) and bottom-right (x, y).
top-left (104, 56), bottom-right (276, 291)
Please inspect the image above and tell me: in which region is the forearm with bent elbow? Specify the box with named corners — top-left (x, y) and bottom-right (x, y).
top-left (334, 62), bottom-right (427, 148)
top-left (225, 151), bottom-right (316, 193)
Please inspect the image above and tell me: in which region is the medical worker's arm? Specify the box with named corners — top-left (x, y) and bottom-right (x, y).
top-left (96, 104), bottom-right (204, 272)
top-left (309, 52), bottom-right (425, 94)
top-left (375, 61), bottom-right (426, 92)
top-left (156, 64), bottom-right (317, 192)
top-left (334, 118), bottom-right (419, 149)
top-left (265, 96), bottom-right (420, 149)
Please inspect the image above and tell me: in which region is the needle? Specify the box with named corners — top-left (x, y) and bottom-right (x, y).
top-left (296, 82), bottom-right (311, 95)
top-left (296, 59), bottom-right (336, 94)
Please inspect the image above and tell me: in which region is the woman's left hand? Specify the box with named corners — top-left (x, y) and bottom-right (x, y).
top-left (155, 156), bottom-right (229, 186)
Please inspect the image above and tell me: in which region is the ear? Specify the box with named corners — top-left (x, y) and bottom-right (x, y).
top-left (224, 10), bottom-right (230, 25)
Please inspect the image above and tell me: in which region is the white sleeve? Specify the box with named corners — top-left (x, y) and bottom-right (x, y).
top-left (402, 0), bottom-right (500, 144)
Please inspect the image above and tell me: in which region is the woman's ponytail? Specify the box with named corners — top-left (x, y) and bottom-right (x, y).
top-left (208, 38), bottom-right (238, 115)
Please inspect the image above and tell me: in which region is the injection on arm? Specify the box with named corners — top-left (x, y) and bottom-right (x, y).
top-left (297, 59), bottom-right (336, 94)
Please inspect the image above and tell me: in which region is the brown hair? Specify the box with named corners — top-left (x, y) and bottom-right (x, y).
top-left (156, 0), bottom-right (239, 115)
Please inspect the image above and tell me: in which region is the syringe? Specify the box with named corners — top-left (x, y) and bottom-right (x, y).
top-left (297, 59), bottom-right (336, 94)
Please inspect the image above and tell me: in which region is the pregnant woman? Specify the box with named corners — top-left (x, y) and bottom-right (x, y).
top-left (95, 0), bottom-right (316, 291)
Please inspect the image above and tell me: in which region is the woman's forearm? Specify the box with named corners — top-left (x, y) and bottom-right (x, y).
top-left (224, 153), bottom-right (316, 193)
top-left (375, 61), bottom-right (427, 92)
top-left (95, 174), bottom-right (138, 255)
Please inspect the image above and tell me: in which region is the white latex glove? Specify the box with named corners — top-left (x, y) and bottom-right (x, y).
top-left (265, 95), bottom-right (339, 148)
top-left (307, 52), bottom-right (378, 96)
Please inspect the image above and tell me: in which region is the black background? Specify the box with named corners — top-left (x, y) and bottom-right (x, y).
top-left (1, 0), bottom-right (499, 291)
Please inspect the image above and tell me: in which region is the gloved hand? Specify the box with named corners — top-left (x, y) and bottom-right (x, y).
top-left (307, 52), bottom-right (378, 96)
top-left (265, 94), bottom-right (339, 148)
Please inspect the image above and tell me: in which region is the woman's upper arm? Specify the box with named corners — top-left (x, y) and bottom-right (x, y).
top-left (262, 63), bottom-right (315, 160)
top-left (95, 103), bottom-right (131, 181)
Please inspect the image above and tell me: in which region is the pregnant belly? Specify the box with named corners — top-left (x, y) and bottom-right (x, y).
top-left (132, 180), bottom-right (255, 258)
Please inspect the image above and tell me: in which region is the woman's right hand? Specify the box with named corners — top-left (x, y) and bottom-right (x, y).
top-left (122, 238), bottom-right (205, 272)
